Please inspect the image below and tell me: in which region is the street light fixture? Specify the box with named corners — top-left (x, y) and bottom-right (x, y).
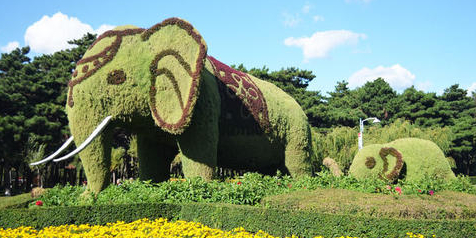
top-left (358, 117), bottom-right (380, 150)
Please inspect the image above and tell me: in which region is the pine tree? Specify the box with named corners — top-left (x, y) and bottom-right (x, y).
top-left (0, 34), bottom-right (96, 190)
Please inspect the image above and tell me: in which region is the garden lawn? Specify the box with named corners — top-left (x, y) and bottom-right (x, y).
top-left (261, 188), bottom-right (476, 220)
top-left (0, 193), bottom-right (34, 209)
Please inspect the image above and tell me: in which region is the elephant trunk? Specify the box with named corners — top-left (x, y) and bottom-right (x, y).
top-left (54, 116), bottom-right (113, 162)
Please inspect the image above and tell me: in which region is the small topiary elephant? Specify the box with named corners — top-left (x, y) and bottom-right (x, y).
top-left (349, 138), bottom-right (455, 183)
top-left (39, 18), bottom-right (313, 194)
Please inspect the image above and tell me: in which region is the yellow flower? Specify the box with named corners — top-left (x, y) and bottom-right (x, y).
top-left (0, 219), bottom-right (430, 238)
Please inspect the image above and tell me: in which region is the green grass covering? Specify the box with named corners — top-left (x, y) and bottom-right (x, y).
top-left (349, 138), bottom-right (455, 183)
top-left (261, 188), bottom-right (476, 220)
top-left (0, 193), bottom-right (34, 209)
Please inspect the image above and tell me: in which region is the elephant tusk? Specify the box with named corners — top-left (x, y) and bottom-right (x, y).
top-left (53, 116), bottom-right (113, 162)
top-left (30, 137), bottom-right (75, 166)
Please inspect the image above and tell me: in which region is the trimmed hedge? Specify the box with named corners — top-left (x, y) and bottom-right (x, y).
top-left (0, 203), bottom-right (179, 229)
top-left (1, 203), bottom-right (475, 238)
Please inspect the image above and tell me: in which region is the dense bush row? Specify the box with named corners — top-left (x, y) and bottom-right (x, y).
top-left (1, 202), bottom-right (474, 237)
top-left (34, 172), bottom-right (475, 208)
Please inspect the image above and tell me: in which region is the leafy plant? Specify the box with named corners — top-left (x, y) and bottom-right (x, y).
top-left (34, 171), bottom-right (475, 209)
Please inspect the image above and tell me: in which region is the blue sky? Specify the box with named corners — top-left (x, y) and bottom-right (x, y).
top-left (1, 0), bottom-right (475, 95)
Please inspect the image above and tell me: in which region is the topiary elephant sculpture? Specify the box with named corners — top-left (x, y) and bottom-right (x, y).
top-left (349, 138), bottom-right (455, 183)
top-left (37, 18), bottom-right (313, 194)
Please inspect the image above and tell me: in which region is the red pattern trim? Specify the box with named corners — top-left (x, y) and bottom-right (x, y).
top-left (149, 50), bottom-right (190, 111)
top-left (106, 70), bottom-right (127, 85)
top-left (378, 147), bottom-right (404, 181)
top-left (207, 56), bottom-right (270, 133)
top-left (365, 157), bottom-right (376, 169)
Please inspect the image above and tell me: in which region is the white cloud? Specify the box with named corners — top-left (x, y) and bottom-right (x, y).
top-left (348, 64), bottom-right (416, 90)
top-left (284, 30), bottom-right (366, 61)
top-left (467, 83), bottom-right (476, 96)
top-left (283, 12), bottom-right (301, 27)
top-left (1, 41), bottom-right (20, 53)
top-left (24, 12), bottom-right (115, 54)
top-left (415, 81), bottom-right (432, 92)
top-left (352, 46), bottom-right (371, 54)
top-left (93, 24), bottom-right (116, 35)
top-left (346, 0), bottom-right (373, 3)
top-left (302, 4), bottom-right (311, 14)
top-left (313, 15), bottom-right (325, 22)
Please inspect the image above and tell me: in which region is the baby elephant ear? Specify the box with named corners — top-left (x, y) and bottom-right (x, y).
top-left (142, 18), bottom-right (207, 134)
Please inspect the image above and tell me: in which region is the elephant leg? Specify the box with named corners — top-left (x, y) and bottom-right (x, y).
top-left (283, 127), bottom-right (313, 177)
top-left (137, 133), bottom-right (175, 183)
top-left (177, 119), bottom-right (218, 180)
top-left (176, 71), bottom-right (219, 180)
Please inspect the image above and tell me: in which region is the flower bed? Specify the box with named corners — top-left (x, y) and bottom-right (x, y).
top-left (0, 218), bottom-right (428, 238)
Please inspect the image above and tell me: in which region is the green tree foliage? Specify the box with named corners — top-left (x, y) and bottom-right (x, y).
top-left (440, 85), bottom-right (476, 174)
top-left (451, 115), bottom-right (476, 174)
top-left (0, 34), bottom-right (96, 189)
top-left (325, 81), bottom-right (365, 127)
top-left (0, 34), bottom-right (96, 160)
top-left (232, 64), bottom-right (327, 127)
top-left (0, 47), bottom-right (33, 168)
top-left (394, 86), bottom-right (450, 127)
top-left (355, 78), bottom-right (400, 125)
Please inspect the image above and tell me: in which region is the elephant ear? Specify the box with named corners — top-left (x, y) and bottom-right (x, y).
top-left (142, 18), bottom-right (207, 134)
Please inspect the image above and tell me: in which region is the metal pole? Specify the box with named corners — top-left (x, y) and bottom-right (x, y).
top-left (358, 118), bottom-right (363, 150)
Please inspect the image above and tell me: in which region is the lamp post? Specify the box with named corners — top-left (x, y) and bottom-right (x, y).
top-left (358, 117), bottom-right (380, 150)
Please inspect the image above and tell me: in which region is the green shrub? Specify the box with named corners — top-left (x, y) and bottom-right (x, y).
top-left (1, 202), bottom-right (475, 238)
top-left (312, 127), bottom-right (357, 173)
top-left (35, 173), bottom-right (294, 207)
top-left (32, 184), bottom-right (88, 207)
top-left (470, 176), bottom-right (476, 185)
top-left (33, 172), bottom-right (475, 209)
top-left (0, 193), bottom-right (34, 209)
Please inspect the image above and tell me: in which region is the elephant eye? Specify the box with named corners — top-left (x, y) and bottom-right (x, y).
top-left (107, 69), bottom-right (126, 85)
top-left (365, 157), bottom-right (376, 169)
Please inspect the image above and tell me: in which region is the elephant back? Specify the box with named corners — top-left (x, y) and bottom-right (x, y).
top-left (206, 56), bottom-right (270, 134)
